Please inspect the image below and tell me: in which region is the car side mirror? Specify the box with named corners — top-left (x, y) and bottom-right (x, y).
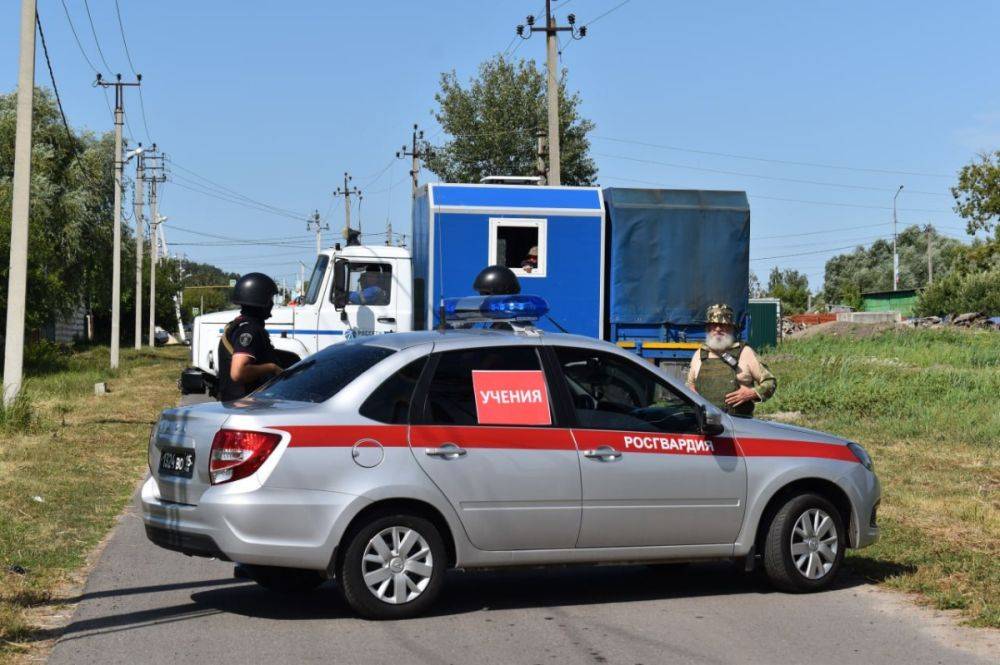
top-left (332, 259), bottom-right (348, 310)
top-left (699, 404), bottom-right (725, 436)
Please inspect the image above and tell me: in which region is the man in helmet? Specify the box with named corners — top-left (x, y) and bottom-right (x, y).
top-left (685, 303), bottom-right (776, 416)
top-left (217, 272), bottom-right (283, 402)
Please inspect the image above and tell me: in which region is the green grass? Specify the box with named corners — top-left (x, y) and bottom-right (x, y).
top-left (0, 346), bottom-right (187, 659)
top-left (758, 327), bottom-right (1000, 627)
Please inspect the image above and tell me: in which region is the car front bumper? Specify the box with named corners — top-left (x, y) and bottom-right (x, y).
top-left (838, 464), bottom-right (881, 549)
top-left (139, 476), bottom-right (367, 570)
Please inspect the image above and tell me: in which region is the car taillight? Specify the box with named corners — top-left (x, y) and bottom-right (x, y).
top-left (210, 430), bottom-right (281, 485)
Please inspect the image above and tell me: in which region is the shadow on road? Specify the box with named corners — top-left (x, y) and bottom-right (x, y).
top-left (48, 559), bottom-right (894, 645)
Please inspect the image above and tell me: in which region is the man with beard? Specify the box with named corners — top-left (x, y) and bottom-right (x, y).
top-left (217, 272), bottom-right (283, 402)
top-left (685, 303), bottom-right (776, 416)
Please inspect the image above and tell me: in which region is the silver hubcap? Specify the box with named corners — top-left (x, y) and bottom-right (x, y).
top-left (791, 508), bottom-right (838, 579)
top-left (362, 526), bottom-right (433, 604)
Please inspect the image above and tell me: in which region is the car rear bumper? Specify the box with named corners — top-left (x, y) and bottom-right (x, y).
top-left (139, 476), bottom-right (364, 570)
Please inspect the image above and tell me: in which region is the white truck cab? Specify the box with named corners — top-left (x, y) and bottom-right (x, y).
top-left (180, 244), bottom-right (413, 396)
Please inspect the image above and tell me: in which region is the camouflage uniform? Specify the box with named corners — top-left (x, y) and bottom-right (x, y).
top-left (686, 304), bottom-right (776, 417)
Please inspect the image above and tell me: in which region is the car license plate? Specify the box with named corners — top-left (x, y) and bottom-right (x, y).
top-left (159, 448), bottom-right (195, 479)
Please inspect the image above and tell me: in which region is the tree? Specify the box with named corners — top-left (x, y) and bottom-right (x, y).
top-left (426, 55), bottom-right (597, 185)
top-left (821, 225), bottom-right (966, 306)
top-left (1, 88), bottom-right (118, 336)
top-left (952, 151), bottom-right (1000, 236)
top-left (766, 267), bottom-right (810, 315)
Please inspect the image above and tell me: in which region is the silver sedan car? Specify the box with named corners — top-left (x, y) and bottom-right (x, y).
top-left (142, 328), bottom-right (880, 619)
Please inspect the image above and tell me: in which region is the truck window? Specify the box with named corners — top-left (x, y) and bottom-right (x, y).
top-left (303, 256), bottom-right (329, 305)
top-left (335, 262), bottom-right (392, 306)
top-left (489, 218), bottom-right (547, 277)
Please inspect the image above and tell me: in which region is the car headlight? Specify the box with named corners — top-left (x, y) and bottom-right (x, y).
top-left (847, 442), bottom-right (874, 471)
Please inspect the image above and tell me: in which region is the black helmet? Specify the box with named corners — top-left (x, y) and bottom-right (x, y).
top-left (232, 272), bottom-right (278, 308)
top-left (473, 265), bottom-right (521, 296)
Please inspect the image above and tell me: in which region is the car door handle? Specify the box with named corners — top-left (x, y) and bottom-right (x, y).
top-left (425, 444), bottom-right (467, 459)
top-left (377, 317), bottom-right (396, 324)
top-left (583, 446), bottom-right (622, 462)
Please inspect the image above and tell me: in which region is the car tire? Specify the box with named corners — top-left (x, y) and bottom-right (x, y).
top-left (338, 513), bottom-right (447, 619)
top-left (763, 493), bottom-right (845, 592)
top-left (240, 564), bottom-right (325, 594)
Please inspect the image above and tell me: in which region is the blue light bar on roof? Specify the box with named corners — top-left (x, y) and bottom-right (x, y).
top-left (443, 295), bottom-right (549, 322)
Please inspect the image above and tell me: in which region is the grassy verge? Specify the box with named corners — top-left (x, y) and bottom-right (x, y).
top-left (758, 327), bottom-right (999, 627)
top-left (0, 345), bottom-right (186, 658)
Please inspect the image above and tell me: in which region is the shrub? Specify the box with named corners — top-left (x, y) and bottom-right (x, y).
top-left (23, 340), bottom-right (71, 375)
top-left (914, 268), bottom-right (1000, 316)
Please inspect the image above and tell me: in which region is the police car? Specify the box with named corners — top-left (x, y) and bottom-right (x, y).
top-left (142, 294), bottom-right (880, 619)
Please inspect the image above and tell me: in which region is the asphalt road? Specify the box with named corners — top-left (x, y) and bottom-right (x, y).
top-left (45, 395), bottom-right (996, 665)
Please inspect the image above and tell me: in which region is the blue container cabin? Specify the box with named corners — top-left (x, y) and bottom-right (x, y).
top-left (411, 183), bottom-right (605, 337)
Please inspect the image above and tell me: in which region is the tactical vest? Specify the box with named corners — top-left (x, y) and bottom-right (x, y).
top-left (694, 344), bottom-right (755, 417)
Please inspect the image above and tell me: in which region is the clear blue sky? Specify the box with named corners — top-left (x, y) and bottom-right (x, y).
top-left (4, 0), bottom-right (998, 291)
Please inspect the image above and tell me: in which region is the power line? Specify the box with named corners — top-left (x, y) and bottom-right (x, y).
top-left (596, 152), bottom-right (950, 196)
top-left (562, 0), bottom-right (631, 54)
top-left (753, 221), bottom-right (890, 241)
top-left (166, 158), bottom-right (310, 219)
top-left (112, 0), bottom-right (137, 74)
top-left (751, 237), bottom-right (890, 261)
top-left (59, 0), bottom-right (100, 73)
top-left (600, 175), bottom-right (953, 214)
top-left (168, 177), bottom-right (308, 222)
top-left (82, 0), bottom-right (113, 73)
top-left (593, 136), bottom-right (952, 179)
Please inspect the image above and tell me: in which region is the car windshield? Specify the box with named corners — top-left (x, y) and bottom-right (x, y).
top-left (253, 343), bottom-right (395, 403)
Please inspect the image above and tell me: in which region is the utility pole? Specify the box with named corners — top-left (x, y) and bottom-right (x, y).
top-left (2, 0), bottom-right (36, 406)
top-left (306, 210), bottom-right (328, 256)
top-left (142, 145), bottom-right (166, 346)
top-left (926, 224), bottom-right (934, 285)
top-left (132, 145), bottom-right (144, 349)
top-left (892, 185), bottom-right (904, 291)
top-left (535, 129), bottom-right (548, 184)
top-left (397, 124), bottom-right (432, 198)
top-left (95, 74), bottom-right (142, 369)
top-left (517, 1), bottom-right (586, 186)
top-left (333, 172), bottom-right (362, 244)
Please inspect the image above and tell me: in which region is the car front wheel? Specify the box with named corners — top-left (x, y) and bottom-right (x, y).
top-left (338, 513), bottom-right (446, 619)
top-left (763, 493), bottom-right (845, 592)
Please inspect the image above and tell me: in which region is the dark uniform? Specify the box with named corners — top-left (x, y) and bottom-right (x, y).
top-left (216, 272), bottom-right (280, 402)
top-left (217, 315), bottom-right (277, 401)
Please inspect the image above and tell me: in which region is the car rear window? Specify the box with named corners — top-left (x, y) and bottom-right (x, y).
top-left (253, 343), bottom-right (395, 403)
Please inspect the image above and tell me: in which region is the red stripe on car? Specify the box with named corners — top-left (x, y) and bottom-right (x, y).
top-left (273, 424), bottom-right (856, 462)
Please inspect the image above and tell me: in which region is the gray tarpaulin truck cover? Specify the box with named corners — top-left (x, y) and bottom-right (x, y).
top-left (604, 188), bottom-right (750, 327)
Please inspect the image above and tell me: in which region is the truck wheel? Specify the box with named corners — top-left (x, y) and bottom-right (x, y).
top-left (240, 564), bottom-right (325, 594)
top-left (763, 493), bottom-right (845, 592)
top-left (338, 513), bottom-right (446, 619)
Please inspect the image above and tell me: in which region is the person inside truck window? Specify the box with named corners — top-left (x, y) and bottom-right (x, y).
top-left (686, 303), bottom-right (776, 417)
top-left (347, 265), bottom-right (391, 306)
top-left (520, 246), bottom-right (539, 273)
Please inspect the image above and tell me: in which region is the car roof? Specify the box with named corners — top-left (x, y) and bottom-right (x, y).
top-left (354, 327), bottom-right (616, 353)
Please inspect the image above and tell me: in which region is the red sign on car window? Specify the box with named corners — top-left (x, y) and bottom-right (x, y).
top-left (471, 370), bottom-right (552, 426)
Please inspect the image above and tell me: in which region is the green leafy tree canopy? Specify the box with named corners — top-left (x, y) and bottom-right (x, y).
top-left (426, 55), bottom-right (597, 185)
top-left (952, 150), bottom-right (1000, 236)
top-left (766, 267), bottom-right (810, 315)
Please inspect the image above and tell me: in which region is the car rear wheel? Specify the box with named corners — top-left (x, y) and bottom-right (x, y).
top-left (239, 564), bottom-right (325, 594)
top-left (763, 493), bottom-right (845, 592)
top-left (339, 513), bottom-right (446, 619)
